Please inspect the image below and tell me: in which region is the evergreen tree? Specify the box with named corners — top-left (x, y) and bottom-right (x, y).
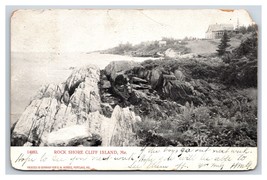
top-left (247, 24), bottom-right (258, 33)
top-left (216, 30), bottom-right (231, 56)
top-left (237, 26), bottom-right (247, 34)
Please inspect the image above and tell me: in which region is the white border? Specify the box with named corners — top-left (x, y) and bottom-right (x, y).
top-left (1, 0), bottom-right (266, 179)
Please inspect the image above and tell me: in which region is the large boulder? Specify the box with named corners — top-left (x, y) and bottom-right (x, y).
top-left (44, 105), bottom-right (142, 147)
top-left (104, 61), bottom-right (140, 81)
top-left (153, 73), bottom-right (196, 105)
top-left (174, 69), bottom-right (185, 81)
top-left (125, 66), bottom-right (162, 89)
top-left (41, 125), bottom-right (101, 146)
top-left (150, 68), bottom-right (162, 88)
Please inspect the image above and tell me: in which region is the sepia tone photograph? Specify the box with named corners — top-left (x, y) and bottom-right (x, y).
top-left (10, 9), bottom-right (257, 148)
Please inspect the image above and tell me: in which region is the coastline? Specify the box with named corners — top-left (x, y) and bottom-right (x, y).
top-left (10, 52), bottom-right (154, 126)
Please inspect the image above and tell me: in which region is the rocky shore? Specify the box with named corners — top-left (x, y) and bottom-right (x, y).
top-left (11, 58), bottom-right (257, 147)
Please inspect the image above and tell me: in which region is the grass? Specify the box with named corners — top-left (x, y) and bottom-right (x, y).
top-left (136, 98), bottom-right (257, 147)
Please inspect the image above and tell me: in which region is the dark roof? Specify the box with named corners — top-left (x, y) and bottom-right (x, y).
top-left (206, 24), bottom-right (234, 33)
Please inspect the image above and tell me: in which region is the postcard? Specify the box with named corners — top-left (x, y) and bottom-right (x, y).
top-left (10, 9), bottom-right (258, 170)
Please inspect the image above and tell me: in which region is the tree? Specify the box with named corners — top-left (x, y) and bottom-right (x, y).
top-left (234, 31), bottom-right (257, 60)
top-left (221, 32), bottom-right (257, 87)
top-left (247, 24), bottom-right (258, 33)
top-left (237, 26), bottom-right (247, 34)
top-left (216, 30), bottom-right (231, 56)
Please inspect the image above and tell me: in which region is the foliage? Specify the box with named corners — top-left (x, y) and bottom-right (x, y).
top-left (221, 59), bottom-right (257, 87)
top-left (216, 31), bottom-right (231, 56)
top-left (136, 94), bottom-right (257, 147)
top-left (136, 57), bottom-right (257, 146)
top-left (104, 42), bottom-right (135, 55)
top-left (102, 38), bottom-right (191, 57)
top-left (234, 32), bottom-right (258, 60)
top-left (221, 32), bottom-right (257, 88)
top-left (236, 26), bottom-right (247, 34)
top-left (235, 24), bottom-right (258, 34)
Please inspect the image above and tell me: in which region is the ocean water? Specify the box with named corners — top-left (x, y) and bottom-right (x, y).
top-left (10, 52), bottom-right (153, 126)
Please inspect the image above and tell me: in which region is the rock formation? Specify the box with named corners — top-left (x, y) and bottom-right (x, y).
top-left (11, 65), bottom-right (141, 146)
top-left (104, 60), bottom-right (141, 81)
top-left (12, 59), bottom-right (231, 147)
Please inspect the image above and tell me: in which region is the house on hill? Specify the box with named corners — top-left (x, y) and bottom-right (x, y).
top-left (205, 24), bottom-right (238, 39)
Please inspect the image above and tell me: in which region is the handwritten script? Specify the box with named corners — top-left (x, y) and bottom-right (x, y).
top-left (11, 147), bottom-right (257, 170)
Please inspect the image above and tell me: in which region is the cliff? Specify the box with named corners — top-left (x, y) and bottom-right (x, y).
top-left (11, 65), bottom-right (141, 146)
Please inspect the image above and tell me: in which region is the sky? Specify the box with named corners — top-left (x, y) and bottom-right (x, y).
top-left (11, 9), bottom-right (254, 53)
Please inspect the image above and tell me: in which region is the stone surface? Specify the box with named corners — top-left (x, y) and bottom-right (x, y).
top-left (150, 68), bottom-right (162, 88)
top-left (66, 65), bottom-right (102, 113)
top-left (174, 69), bottom-right (185, 81)
top-left (104, 61), bottom-right (140, 81)
top-left (87, 106), bottom-right (141, 146)
top-left (12, 64), bottom-right (141, 147)
top-left (132, 77), bottom-right (148, 84)
top-left (42, 125), bottom-right (93, 146)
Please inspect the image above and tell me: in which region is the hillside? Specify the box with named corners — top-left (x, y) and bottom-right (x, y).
top-left (101, 37), bottom-right (242, 58)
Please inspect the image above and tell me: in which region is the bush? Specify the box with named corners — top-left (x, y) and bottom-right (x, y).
top-left (136, 97), bottom-right (257, 147)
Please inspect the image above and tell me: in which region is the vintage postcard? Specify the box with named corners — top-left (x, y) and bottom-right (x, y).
top-left (10, 9), bottom-right (258, 170)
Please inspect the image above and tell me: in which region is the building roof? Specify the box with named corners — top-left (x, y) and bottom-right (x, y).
top-left (206, 24), bottom-right (234, 33)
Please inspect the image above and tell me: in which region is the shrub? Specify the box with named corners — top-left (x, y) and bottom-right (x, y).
top-left (136, 96), bottom-right (257, 147)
